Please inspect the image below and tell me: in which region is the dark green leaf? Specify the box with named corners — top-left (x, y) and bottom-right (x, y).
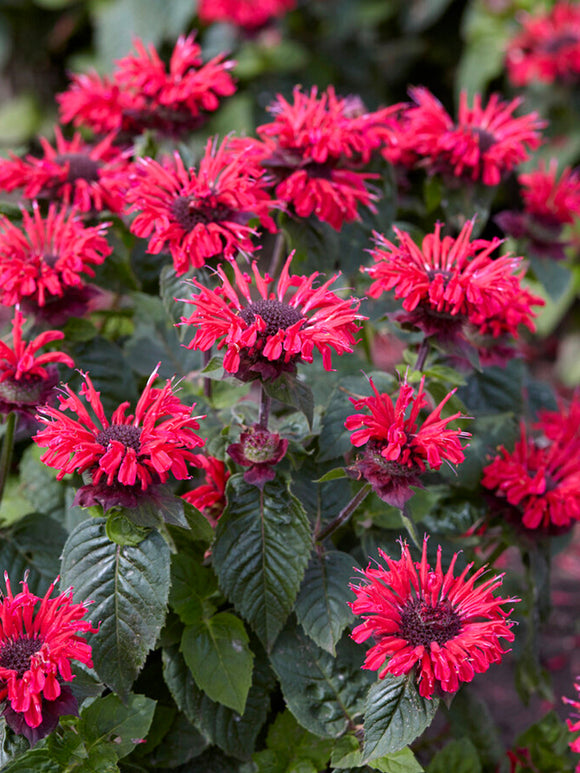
top-left (427, 738), bottom-right (481, 773)
top-left (314, 468), bottom-right (348, 483)
top-left (105, 512), bottom-right (150, 546)
top-left (80, 693), bottom-right (156, 759)
top-left (363, 675), bottom-right (439, 761)
top-left (529, 254), bottom-right (572, 301)
top-left (253, 710), bottom-right (334, 772)
top-left (515, 711), bottom-right (577, 771)
top-left (264, 374), bottom-right (314, 429)
top-left (69, 337), bottom-right (138, 414)
top-left (295, 549), bottom-right (359, 655)
top-left (447, 689), bottom-right (505, 769)
top-left (169, 553), bottom-right (219, 624)
top-left (142, 711), bottom-right (209, 768)
top-left (290, 455), bottom-right (354, 530)
top-left (18, 443), bottom-right (67, 521)
top-left (458, 360), bottom-right (524, 416)
top-left (60, 519), bottom-right (170, 695)
top-left (212, 475), bottom-right (311, 650)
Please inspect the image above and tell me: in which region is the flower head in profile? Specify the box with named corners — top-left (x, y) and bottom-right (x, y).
top-left (58, 34), bottom-right (236, 138)
top-left (126, 137), bottom-right (277, 275)
top-left (0, 128), bottom-right (131, 213)
top-left (506, 2), bottom-right (580, 87)
top-left (0, 203), bottom-right (112, 323)
top-left (563, 677), bottom-right (580, 767)
top-left (0, 573), bottom-right (96, 744)
top-left (0, 310), bottom-right (73, 425)
top-left (34, 366), bottom-right (206, 512)
top-left (182, 454), bottom-right (230, 527)
top-left (399, 87), bottom-right (544, 185)
top-left (181, 253), bottom-right (364, 381)
top-left (345, 376), bottom-right (469, 507)
top-left (350, 537), bottom-right (518, 699)
top-left (365, 220), bottom-right (543, 353)
top-left (227, 425), bottom-right (288, 487)
top-left (482, 398), bottom-right (580, 532)
top-left (199, 0), bottom-right (296, 28)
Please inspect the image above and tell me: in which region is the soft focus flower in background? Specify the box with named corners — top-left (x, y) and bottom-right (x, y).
top-left (198, 0), bottom-right (297, 29)
top-left (350, 538), bottom-right (518, 698)
top-left (563, 677), bottom-right (580, 769)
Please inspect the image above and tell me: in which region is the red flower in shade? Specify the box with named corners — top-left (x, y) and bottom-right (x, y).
top-left (182, 454), bottom-right (230, 527)
top-left (0, 202), bottom-right (111, 322)
top-left (349, 537), bottom-right (518, 699)
top-left (345, 376), bottom-right (469, 507)
top-left (251, 86), bottom-right (401, 229)
top-left (58, 34), bottom-right (236, 138)
top-left (198, 0), bottom-right (296, 28)
top-left (180, 253), bottom-right (364, 381)
top-left (34, 366), bottom-right (206, 512)
top-left (481, 399), bottom-right (580, 532)
top-left (227, 425), bottom-right (288, 487)
top-left (0, 128), bottom-right (131, 213)
top-left (563, 678), bottom-right (580, 766)
top-left (365, 220), bottom-right (543, 349)
top-left (506, 2), bottom-right (580, 87)
top-left (398, 87), bottom-right (544, 185)
top-left (0, 309), bottom-right (73, 422)
top-left (0, 573), bottom-right (96, 743)
top-left (126, 137), bottom-right (277, 275)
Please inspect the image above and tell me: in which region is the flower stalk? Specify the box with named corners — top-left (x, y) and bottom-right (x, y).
top-left (0, 411), bottom-right (17, 511)
top-left (315, 483), bottom-right (371, 543)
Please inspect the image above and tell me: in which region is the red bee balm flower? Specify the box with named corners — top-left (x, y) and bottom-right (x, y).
top-left (126, 137), bottom-right (277, 275)
top-left (0, 574), bottom-right (96, 742)
top-left (350, 538), bottom-right (518, 699)
top-left (198, 0), bottom-right (297, 28)
top-left (227, 425), bottom-right (288, 487)
top-left (365, 220), bottom-right (543, 345)
top-left (563, 678), bottom-right (580, 763)
top-left (0, 310), bottom-right (73, 420)
top-left (0, 128), bottom-right (131, 214)
top-left (34, 367), bottom-right (206, 511)
top-left (506, 2), bottom-right (580, 87)
top-left (180, 254), bottom-right (364, 381)
top-left (345, 376), bottom-right (469, 507)
top-left (58, 34), bottom-right (236, 138)
top-left (182, 454), bottom-right (230, 527)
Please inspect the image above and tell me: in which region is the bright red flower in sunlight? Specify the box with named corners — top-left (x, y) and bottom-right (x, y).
top-left (365, 220), bottom-right (543, 346)
top-left (345, 376), bottom-right (469, 507)
top-left (0, 203), bottom-right (111, 319)
top-left (0, 574), bottom-right (96, 743)
top-left (198, 0), bottom-right (296, 28)
top-left (252, 86), bottom-right (401, 229)
top-left (34, 367), bottom-right (206, 511)
top-left (180, 253), bottom-right (364, 381)
top-left (58, 34), bottom-right (236, 138)
top-left (182, 454), bottom-right (230, 527)
top-left (563, 678), bottom-right (580, 765)
top-left (506, 2), bottom-right (580, 87)
top-left (350, 537), bottom-right (518, 699)
top-left (0, 309), bottom-right (73, 420)
top-left (401, 87), bottom-right (544, 185)
top-left (126, 137), bottom-right (277, 275)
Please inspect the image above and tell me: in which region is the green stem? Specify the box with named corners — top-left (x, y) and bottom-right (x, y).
top-left (258, 384), bottom-right (271, 429)
top-left (203, 348), bottom-right (213, 401)
top-left (315, 483), bottom-right (372, 543)
top-left (268, 230), bottom-right (286, 279)
top-left (0, 412), bottom-right (17, 511)
top-left (415, 337), bottom-right (431, 373)
top-left (400, 503), bottom-right (420, 549)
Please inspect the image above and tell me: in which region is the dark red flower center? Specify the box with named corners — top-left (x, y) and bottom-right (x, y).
top-left (54, 153), bottom-right (101, 183)
top-left (171, 195), bottom-right (232, 231)
top-left (0, 635), bottom-right (43, 676)
top-left (43, 253), bottom-right (60, 269)
top-left (239, 299), bottom-right (304, 337)
top-left (542, 33), bottom-right (579, 54)
top-left (471, 127), bottom-right (496, 154)
top-left (242, 430), bottom-right (282, 464)
top-left (399, 597), bottom-right (462, 647)
top-left (0, 374), bottom-right (47, 406)
top-left (96, 424), bottom-right (142, 452)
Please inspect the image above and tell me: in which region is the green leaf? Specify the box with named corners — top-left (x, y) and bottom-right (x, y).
top-left (295, 549), bottom-right (359, 655)
top-left (264, 374), bottom-right (314, 429)
top-left (270, 623), bottom-right (373, 737)
top-left (370, 748), bottom-right (424, 773)
top-left (427, 738), bottom-right (481, 773)
top-left (253, 709), bottom-right (334, 772)
top-left (458, 359), bottom-right (524, 416)
top-left (515, 711), bottom-right (577, 771)
top-left (141, 711), bottom-right (209, 768)
top-left (19, 443), bottom-right (68, 521)
top-left (169, 553), bottom-right (219, 623)
top-left (290, 455), bottom-right (354, 530)
top-left (212, 475), bottom-right (311, 650)
top-left (105, 511), bottom-right (150, 546)
top-left (314, 468), bottom-right (348, 482)
top-left (362, 675), bottom-right (439, 761)
top-left (331, 734), bottom-right (364, 768)
top-left (80, 693), bottom-right (156, 759)
top-left (181, 611), bottom-right (254, 714)
top-left (529, 254), bottom-right (572, 302)
top-left (60, 518), bottom-right (170, 695)
top-left (447, 689), bottom-right (505, 769)
top-left (69, 337), bottom-right (138, 415)
top-left (0, 749), bottom-right (61, 772)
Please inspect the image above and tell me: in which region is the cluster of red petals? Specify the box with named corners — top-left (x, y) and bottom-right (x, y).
top-left (198, 0), bottom-right (296, 28)
top-left (227, 425), bottom-right (288, 487)
top-left (386, 87), bottom-right (544, 186)
top-left (0, 574), bottom-right (96, 730)
top-left (482, 397), bottom-right (580, 531)
top-left (249, 86), bottom-right (401, 229)
top-left (506, 2), bottom-right (580, 87)
top-left (350, 538), bottom-right (517, 699)
top-left (58, 35), bottom-right (236, 138)
top-left (365, 220), bottom-right (543, 343)
top-left (519, 159), bottom-right (580, 226)
top-left (0, 129), bottom-right (131, 213)
top-left (34, 367), bottom-right (205, 494)
top-left (0, 203), bottom-right (111, 310)
top-left (126, 137), bottom-right (277, 275)
top-left (563, 678), bottom-right (580, 764)
top-left (182, 454), bottom-right (230, 527)
top-left (180, 254), bottom-right (364, 380)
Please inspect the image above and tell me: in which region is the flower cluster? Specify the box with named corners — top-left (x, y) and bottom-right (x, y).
top-left (126, 137), bottom-right (277, 275)
top-left (0, 574), bottom-right (96, 743)
top-left (345, 376), bottom-right (469, 507)
top-left (350, 538), bottom-right (517, 699)
top-left (180, 253), bottom-right (364, 381)
top-left (506, 2), bottom-right (580, 87)
top-left (58, 35), bottom-right (236, 138)
top-left (482, 396), bottom-right (580, 531)
top-left (198, 0), bottom-right (296, 28)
